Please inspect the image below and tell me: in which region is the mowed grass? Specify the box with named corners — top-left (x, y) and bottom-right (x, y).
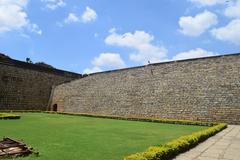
top-left (0, 113), bottom-right (207, 160)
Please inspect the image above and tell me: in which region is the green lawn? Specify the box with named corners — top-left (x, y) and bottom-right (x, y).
top-left (0, 113), bottom-right (207, 160)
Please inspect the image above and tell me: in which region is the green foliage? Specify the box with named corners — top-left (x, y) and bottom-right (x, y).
top-left (124, 123), bottom-right (227, 160)
top-left (26, 57), bottom-right (33, 63)
top-left (25, 57), bottom-right (54, 68)
top-left (0, 113), bottom-right (20, 119)
top-left (35, 62), bottom-right (54, 68)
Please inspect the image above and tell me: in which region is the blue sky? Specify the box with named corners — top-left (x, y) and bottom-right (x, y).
top-left (0, 0), bottom-right (239, 73)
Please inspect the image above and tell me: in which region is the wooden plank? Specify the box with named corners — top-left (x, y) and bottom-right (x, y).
top-left (0, 138), bottom-right (34, 158)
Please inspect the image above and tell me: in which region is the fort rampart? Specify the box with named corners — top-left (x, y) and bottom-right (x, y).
top-left (51, 53), bottom-right (240, 124)
top-left (0, 54), bottom-right (81, 110)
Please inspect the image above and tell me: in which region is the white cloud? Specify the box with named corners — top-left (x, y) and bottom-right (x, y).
top-left (105, 30), bottom-right (168, 64)
top-left (0, 0), bottom-right (28, 7)
top-left (179, 10), bottom-right (218, 36)
top-left (28, 24), bottom-right (42, 35)
top-left (63, 6), bottom-right (97, 25)
top-left (173, 48), bottom-right (216, 60)
top-left (83, 66), bottom-right (102, 74)
top-left (0, 0), bottom-right (41, 35)
top-left (211, 19), bottom-right (240, 45)
top-left (0, 0), bottom-right (28, 33)
top-left (83, 53), bottom-right (125, 74)
top-left (64, 13), bottom-right (79, 23)
top-left (92, 53), bottom-right (125, 68)
top-left (189, 0), bottom-right (225, 6)
top-left (81, 6), bottom-right (97, 23)
top-left (41, 0), bottom-right (66, 10)
top-left (225, 0), bottom-right (240, 18)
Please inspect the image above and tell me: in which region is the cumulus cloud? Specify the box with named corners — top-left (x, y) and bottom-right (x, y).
top-left (211, 19), bottom-right (240, 45)
top-left (189, 0), bottom-right (225, 6)
top-left (179, 10), bottom-right (218, 37)
top-left (1, 0), bottom-right (28, 7)
top-left (173, 48), bottom-right (216, 60)
top-left (64, 13), bottom-right (79, 23)
top-left (225, 0), bottom-right (240, 18)
top-left (83, 53), bottom-right (125, 74)
top-left (92, 53), bottom-right (125, 68)
top-left (105, 30), bottom-right (168, 64)
top-left (64, 6), bottom-right (97, 24)
top-left (0, 0), bottom-right (41, 34)
top-left (41, 0), bottom-right (66, 10)
top-left (0, 0), bottom-right (28, 33)
top-left (81, 6), bottom-right (97, 23)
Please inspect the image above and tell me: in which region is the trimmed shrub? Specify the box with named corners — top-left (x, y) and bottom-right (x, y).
top-left (0, 113), bottom-right (21, 119)
top-left (124, 123), bottom-right (227, 160)
top-left (45, 111), bottom-right (216, 126)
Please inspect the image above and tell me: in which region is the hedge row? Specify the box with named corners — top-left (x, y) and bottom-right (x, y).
top-left (45, 111), bottom-right (216, 126)
top-left (0, 113), bottom-right (21, 119)
top-left (124, 123), bottom-right (227, 160)
top-left (0, 110), bottom-right (218, 127)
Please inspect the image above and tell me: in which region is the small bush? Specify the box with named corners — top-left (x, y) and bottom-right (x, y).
top-left (0, 113), bottom-right (21, 119)
top-left (124, 123), bottom-right (227, 160)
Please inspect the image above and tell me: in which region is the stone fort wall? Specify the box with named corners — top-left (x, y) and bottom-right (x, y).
top-left (0, 54), bottom-right (81, 111)
top-left (51, 53), bottom-right (240, 124)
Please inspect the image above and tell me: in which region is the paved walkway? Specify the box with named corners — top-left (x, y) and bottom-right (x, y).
top-left (174, 125), bottom-right (240, 160)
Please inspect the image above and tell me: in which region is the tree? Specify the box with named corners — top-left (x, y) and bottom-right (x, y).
top-left (35, 62), bottom-right (54, 69)
top-left (26, 58), bottom-right (33, 63)
top-left (25, 57), bottom-right (54, 68)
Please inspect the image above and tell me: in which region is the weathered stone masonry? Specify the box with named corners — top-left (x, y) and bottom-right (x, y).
top-left (0, 54), bottom-right (81, 110)
top-left (52, 53), bottom-right (240, 124)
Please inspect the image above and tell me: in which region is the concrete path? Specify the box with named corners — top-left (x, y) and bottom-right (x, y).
top-left (174, 125), bottom-right (240, 160)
